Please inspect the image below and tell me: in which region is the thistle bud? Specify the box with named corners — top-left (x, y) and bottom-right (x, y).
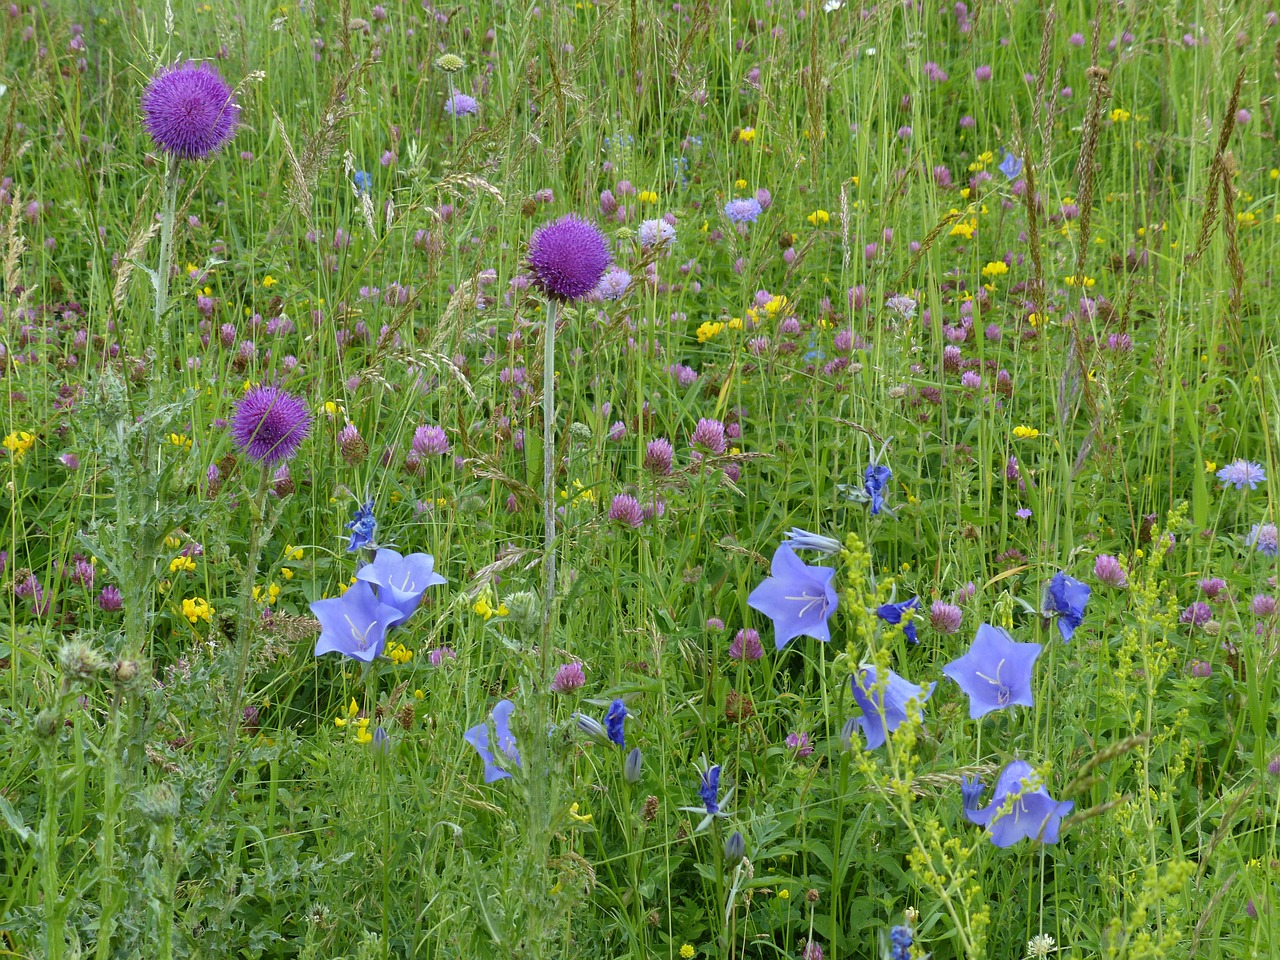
top-left (110, 659), bottom-right (139, 685)
top-left (137, 782), bottom-right (181, 824)
top-left (57, 640), bottom-right (106, 683)
top-left (34, 708), bottom-right (61, 741)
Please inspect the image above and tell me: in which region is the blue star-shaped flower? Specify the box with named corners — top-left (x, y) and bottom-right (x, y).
top-left (310, 580), bottom-right (402, 662)
top-left (355, 547), bottom-right (447, 627)
top-left (942, 623), bottom-right (1042, 718)
top-left (463, 699), bottom-right (521, 783)
top-left (747, 543), bottom-right (839, 650)
top-left (1043, 571), bottom-right (1090, 642)
top-left (605, 699), bottom-right (628, 748)
top-left (962, 760), bottom-right (1073, 847)
top-left (346, 500), bottom-right (376, 552)
top-left (877, 596), bottom-right (920, 644)
top-left (998, 150), bottom-right (1023, 180)
top-left (849, 665), bottom-right (935, 750)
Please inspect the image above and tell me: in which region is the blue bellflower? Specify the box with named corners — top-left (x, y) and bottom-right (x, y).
top-left (353, 170), bottom-right (372, 194)
top-left (355, 547), bottom-right (447, 627)
top-left (942, 623), bottom-right (1042, 718)
top-left (998, 150), bottom-right (1023, 180)
top-left (346, 500), bottom-right (376, 552)
top-left (464, 699), bottom-right (521, 783)
top-left (849, 665), bottom-right (935, 750)
top-left (311, 580), bottom-right (402, 662)
top-left (1043, 571), bottom-right (1090, 642)
top-left (865, 464), bottom-right (893, 515)
top-left (876, 596), bottom-right (920, 644)
top-left (962, 760), bottom-right (1073, 847)
top-left (605, 699), bottom-right (628, 748)
top-left (782, 527), bottom-right (843, 555)
top-left (747, 544), bottom-right (839, 649)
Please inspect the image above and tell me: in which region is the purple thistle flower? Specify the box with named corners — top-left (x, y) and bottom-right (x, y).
top-left (1217, 459), bottom-right (1266, 490)
top-left (728, 627), bottom-right (764, 660)
top-left (942, 623), bottom-right (1042, 719)
top-left (608, 493), bottom-right (645, 528)
top-left (690, 418), bottom-right (727, 455)
top-left (551, 661), bottom-right (586, 692)
top-left (849, 665), bottom-right (935, 750)
top-left (354, 547), bottom-right (447, 627)
top-left (527, 214), bottom-right (612, 301)
top-left (141, 61), bottom-right (239, 160)
top-left (464, 699), bottom-right (520, 783)
top-left (929, 600), bottom-right (963, 634)
top-left (310, 580), bottom-right (401, 662)
top-left (644, 437), bottom-right (674, 475)
top-left (961, 760), bottom-right (1073, 847)
top-left (877, 597), bottom-right (920, 644)
top-left (444, 92), bottom-right (479, 117)
top-left (1043, 571), bottom-right (1090, 642)
top-left (230, 385), bottom-right (311, 465)
top-left (747, 544), bottom-right (839, 649)
top-left (1094, 554), bottom-right (1128, 588)
top-left (605, 699), bottom-right (628, 747)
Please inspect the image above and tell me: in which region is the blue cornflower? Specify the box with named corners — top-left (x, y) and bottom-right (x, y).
top-left (876, 596), bottom-right (920, 644)
top-left (747, 543), bottom-right (839, 649)
top-left (1043, 571), bottom-right (1090, 642)
top-left (865, 463), bottom-right (893, 515)
top-left (961, 760), bottom-right (1073, 847)
top-left (723, 197), bottom-right (763, 223)
top-left (998, 150), bottom-right (1023, 180)
top-left (605, 699), bottom-right (628, 748)
top-left (353, 170), bottom-right (372, 195)
top-left (464, 699), bottom-right (521, 783)
top-left (942, 623), bottom-right (1042, 718)
top-left (346, 500), bottom-right (376, 552)
top-left (1217, 459), bottom-right (1267, 491)
top-left (849, 665), bottom-right (935, 750)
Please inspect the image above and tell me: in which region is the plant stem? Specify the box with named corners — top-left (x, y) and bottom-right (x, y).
top-left (154, 158), bottom-right (179, 353)
top-left (224, 468), bottom-right (273, 771)
top-left (540, 299), bottom-right (558, 684)
top-left (39, 737), bottom-right (64, 960)
top-left (95, 693), bottom-right (123, 960)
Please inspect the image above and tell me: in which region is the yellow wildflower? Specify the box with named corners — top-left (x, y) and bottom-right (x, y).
top-left (680, 947), bottom-right (696, 960)
top-left (181, 597), bottom-right (214, 624)
top-left (568, 802), bottom-right (593, 823)
top-left (1063, 274), bottom-right (1095, 287)
top-left (169, 556), bottom-right (196, 574)
top-left (806, 209), bottom-right (831, 226)
top-left (734, 178), bottom-right (747, 190)
top-left (261, 274), bottom-right (278, 288)
top-left (1012, 425), bottom-right (1040, 440)
top-left (637, 190), bottom-right (658, 204)
top-left (981, 260), bottom-right (1009, 278)
top-left (697, 320), bottom-right (726, 343)
top-left (1204, 460), bottom-right (1216, 473)
top-left (168, 433), bottom-right (192, 450)
top-left (738, 127), bottom-right (756, 143)
top-left (1109, 107), bottom-right (1130, 123)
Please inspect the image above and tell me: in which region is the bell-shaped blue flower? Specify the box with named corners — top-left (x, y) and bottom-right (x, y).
top-left (962, 759), bottom-right (1073, 847)
top-left (699, 764), bottom-right (722, 815)
top-left (877, 596), bottom-right (920, 644)
top-left (998, 151), bottom-right (1023, 180)
top-left (346, 500), bottom-right (376, 552)
top-left (849, 665), bottom-right (935, 750)
top-left (464, 699), bottom-right (521, 783)
top-left (747, 544), bottom-right (839, 649)
top-left (355, 547), bottom-right (447, 626)
top-left (942, 623), bottom-right (1042, 718)
top-left (1043, 571), bottom-right (1090, 642)
top-left (311, 580), bottom-right (402, 662)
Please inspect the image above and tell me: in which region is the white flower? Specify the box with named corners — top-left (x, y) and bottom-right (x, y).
top-left (637, 218), bottom-right (676, 249)
top-left (822, 0), bottom-right (844, 10)
top-left (1025, 934), bottom-right (1056, 959)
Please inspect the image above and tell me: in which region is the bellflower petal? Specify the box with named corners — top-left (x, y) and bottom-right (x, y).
top-left (877, 596), bottom-right (921, 644)
top-left (942, 623), bottom-right (1042, 719)
top-left (464, 699), bottom-right (521, 783)
top-left (963, 760), bottom-right (1073, 847)
top-left (1044, 572), bottom-right (1090, 642)
top-left (355, 547), bottom-right (447, 626)
top-left (849, 665), bottom-right (935, 750)
top-left (310, 580), bottom-right (400, 662)
top-left (747, 544), bottom-right (839, 649)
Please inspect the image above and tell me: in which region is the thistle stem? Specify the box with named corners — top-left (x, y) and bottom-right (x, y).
top-left (224, 468), bottom-right (273, 771)
top-left (540, 299), bottom-right (558, 683)
top-left (154, 159), bottom-right (179, 352)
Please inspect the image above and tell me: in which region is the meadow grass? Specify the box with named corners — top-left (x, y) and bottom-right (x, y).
top-left (1, 1), bottom-right (1278, 958)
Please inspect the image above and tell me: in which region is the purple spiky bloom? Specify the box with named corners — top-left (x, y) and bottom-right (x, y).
top-left (644, 437), bottom-right (674, 475)
top-left (1094, 554), bottom-right (1128, 588)
top-left (728, 628), bottom-right (764, 660)
top-left (411, 425), bottom-right (451, 456)
top-left (608, 494), bottom-right (645, 528)
top-left (929, 600), bottom-right (963, 634)
top-left (690, 418), bottom-right (727, 455)
top-left (551, 661), bottom-right (586, 693)
top-left (527, 214), bottom-right (612, 301)
top-left (230, 385), bottom-right (311, 465)
top-left (444, 92), bottom-right (479, 117)
top-left (141, 61), bottom-right (239, 160)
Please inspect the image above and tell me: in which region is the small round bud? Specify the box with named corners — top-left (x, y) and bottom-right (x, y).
top-left (724, 830), bottom-right (746, 862)
top-left (435, 53), bottom-right (465, 73)
top-left (57, 640), bottom-right (107, 682)
top-left (137, 783), bottom-right (181, 824)
top-left (110, 659), bottom-right (140, 684)
top-left (624, 747), bottom-right (643, 783)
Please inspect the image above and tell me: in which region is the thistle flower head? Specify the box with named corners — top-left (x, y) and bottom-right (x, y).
top-left (527, 214), bottom-right (612, 301)
top-left (141, 61), bottom-right (239, 160)
top-left (230, 385), bottom-right (311, 466)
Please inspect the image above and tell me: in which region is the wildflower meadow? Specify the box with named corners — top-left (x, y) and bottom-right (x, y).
top-left (3, 2), bottom-right (1280, 958)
